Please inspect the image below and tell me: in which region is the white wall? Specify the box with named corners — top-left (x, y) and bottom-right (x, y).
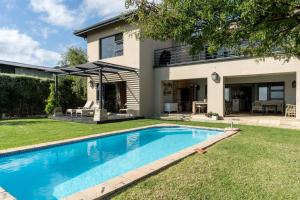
top-left (154, 57), bottom-right (300, 116)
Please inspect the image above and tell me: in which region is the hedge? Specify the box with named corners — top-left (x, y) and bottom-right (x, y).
top-left (0, 74), bottom-right (52, 117)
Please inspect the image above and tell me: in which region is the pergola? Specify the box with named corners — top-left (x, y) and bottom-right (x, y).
top-left (53, 60), bottom-right (138, 109)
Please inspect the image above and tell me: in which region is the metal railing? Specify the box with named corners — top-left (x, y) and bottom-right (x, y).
top-left (154, 45), bottom-right (244, 67)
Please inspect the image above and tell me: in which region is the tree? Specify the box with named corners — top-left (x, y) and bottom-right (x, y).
top-left (125, 0), bottom-right (300, 60)
top-left (60, 46), bottom-right (88, 66)
top-left (60, 46), bottom-right (88, 101)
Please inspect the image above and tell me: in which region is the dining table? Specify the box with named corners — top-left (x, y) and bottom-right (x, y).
top-left (192, 101), bottom-right (208, 114)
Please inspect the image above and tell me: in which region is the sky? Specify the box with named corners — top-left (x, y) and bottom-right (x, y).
top-left (0, 0), bottom-right (127, 67)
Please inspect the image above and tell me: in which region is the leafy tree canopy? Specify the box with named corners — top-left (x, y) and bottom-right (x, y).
top-left (125, 0), bottom-right (300, 60)
top-left (60, 46), bottom-right (88, 67)
top-left (59, 46), bottom-right (88, 106)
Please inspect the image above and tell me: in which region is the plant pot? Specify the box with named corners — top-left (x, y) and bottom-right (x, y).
top-left (212, 116), bottom-right (219, 120)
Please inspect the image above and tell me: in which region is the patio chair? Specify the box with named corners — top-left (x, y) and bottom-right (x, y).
top-left (75, 101), bottom-right (95, 118)
top-left (285, 104), bottom-right (296, 117)
top-left (75, 109), bottom-right (95, 118)
top-left (66, 109), bottom-right (76, 117)
top-left (252, 101), bottom-right (264, 113)
top-left (119, 103), bottom-right (128, 113)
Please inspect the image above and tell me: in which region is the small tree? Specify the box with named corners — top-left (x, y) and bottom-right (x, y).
top-left (45, 83), bottom-right (58, 115)
top-left (59, 46), bottom-right (88, 105)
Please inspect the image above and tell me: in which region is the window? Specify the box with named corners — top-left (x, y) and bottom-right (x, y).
top-left (258, 83), bottom-right (284, 101)
top-left (225, 88), bottom-right (230, 102)
top-left (100, 33), bottom-right (123, 59)
top-left (258, 86), bottom-right (268, 101)
top-left (270, 85), bottom-right (284, 100)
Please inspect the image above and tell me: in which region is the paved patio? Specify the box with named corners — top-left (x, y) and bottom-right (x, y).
top-left (159, 113), bottom-right (300, 129)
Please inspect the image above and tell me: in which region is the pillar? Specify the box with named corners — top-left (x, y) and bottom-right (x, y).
top-left (296, 71), bottom-right (300, 119)
top-left (207, 74), bottom-right (224, 117)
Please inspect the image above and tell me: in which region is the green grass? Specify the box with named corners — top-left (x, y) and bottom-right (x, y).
top-left (1, 118), bottom-right (300, 199)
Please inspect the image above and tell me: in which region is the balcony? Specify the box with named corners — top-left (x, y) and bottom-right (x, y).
top-left (154, 45), bottom-right (245, 67)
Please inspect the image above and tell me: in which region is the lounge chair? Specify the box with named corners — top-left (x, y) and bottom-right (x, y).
top-left (75, 101), bottom-right (95, 117)
top-left (66, 109), bottom-right (76, 117)
top-left (119, 103), bottom-right (128, 113)
top-left (66, 101), bottom-right (93, 117)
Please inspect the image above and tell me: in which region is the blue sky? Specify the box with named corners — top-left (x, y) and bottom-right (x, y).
top-left (0, 0), bottom-right (126, 67)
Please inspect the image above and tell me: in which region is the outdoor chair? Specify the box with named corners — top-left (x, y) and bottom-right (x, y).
top-left (75, 109), bottom-right (95, 117)
top-left (252, 101), bottom-right (264, 113)
top-left (285, 104), bottom-right (296, 117)
top-left (70, 101), bottom-right (95, 118)
top-left (119, 103), bottom-right (128, 113)
top-left (195, 103), bottom-right (207, 114)
top-left (66, 109), bottom-right (76, 117)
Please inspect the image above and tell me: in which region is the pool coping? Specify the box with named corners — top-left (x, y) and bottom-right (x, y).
top-left (0, 124), bottom-right (239, 200)
top-left (0, 187), bottom-right (16, 200)
top-left (0, 123), bottom-right (225, 156)
top-left (62, 125), bottom-right (239, 200)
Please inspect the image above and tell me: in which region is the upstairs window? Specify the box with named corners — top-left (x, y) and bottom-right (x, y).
top-left (100, 33), bottom-right (123, 59)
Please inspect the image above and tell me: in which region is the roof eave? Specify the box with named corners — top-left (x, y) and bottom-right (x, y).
top-left (73, 13), bottom-right (133, 38)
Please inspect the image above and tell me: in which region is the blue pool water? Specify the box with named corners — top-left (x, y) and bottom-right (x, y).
top-left (0, 126), bottom-right (222, 200)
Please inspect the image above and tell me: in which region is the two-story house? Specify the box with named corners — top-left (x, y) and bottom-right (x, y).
top-left (73, 14), bottom-right (300, 119)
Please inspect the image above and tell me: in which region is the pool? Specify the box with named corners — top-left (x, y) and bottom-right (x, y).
top-left (0, 126), bottom-right (223, 200)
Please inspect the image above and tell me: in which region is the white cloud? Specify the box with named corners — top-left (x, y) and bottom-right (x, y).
top-left (82, 0), bottom-right (126, 18)
top-left (29, 0), bottom-right (126, 28)
top-left (29, 0), bottom-right (82, 28)
top-left (0, 28), bottom-right (61, 66)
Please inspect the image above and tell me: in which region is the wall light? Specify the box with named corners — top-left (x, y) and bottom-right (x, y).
top-left (211, 72), bottom-right (220, 82)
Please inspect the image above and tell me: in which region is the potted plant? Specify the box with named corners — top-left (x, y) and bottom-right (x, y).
top-left (211, 113), bottom-right (219, 120)
top-left (205, 112), bottom-right (219, 120)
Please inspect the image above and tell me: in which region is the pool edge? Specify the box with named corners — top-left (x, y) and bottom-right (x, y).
top-left (0, 187), bottom-right (16, 200)
top-left (0, 123), bottom-right (224, 156)
top-left (62, 127), bottom-right (239, 200)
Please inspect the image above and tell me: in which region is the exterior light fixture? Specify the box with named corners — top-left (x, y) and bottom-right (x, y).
top-left (211, 72), bottom-right (220, 82)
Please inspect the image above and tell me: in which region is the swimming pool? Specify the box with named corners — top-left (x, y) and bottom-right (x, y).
top-left (0, 126), bottom-right (223, 200)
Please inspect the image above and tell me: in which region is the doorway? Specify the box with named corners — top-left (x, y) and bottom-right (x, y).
top-left (103, 81), bottom-right (127, 113)
top-left (226, 85), bottom-right (253, 113)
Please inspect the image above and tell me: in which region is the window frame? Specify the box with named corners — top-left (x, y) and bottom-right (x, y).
top-left (99, 33), bottom-right (124, 60)
top-left (257, 82), bottom-right (285, 101)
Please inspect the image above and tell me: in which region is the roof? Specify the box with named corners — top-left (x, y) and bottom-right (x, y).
top-left (0, 60), bottom-right (58, 73)
top-left (55, 60), bottom-right (138, 77)
top-left (74, 13), bottom-right (132, 38)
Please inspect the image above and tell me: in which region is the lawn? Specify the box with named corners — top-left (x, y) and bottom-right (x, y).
top-left (1, 118), bottom-right (299, 199)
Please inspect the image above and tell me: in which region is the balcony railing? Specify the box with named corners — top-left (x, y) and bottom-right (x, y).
top-left (154, 45), bottom-right (245, 67)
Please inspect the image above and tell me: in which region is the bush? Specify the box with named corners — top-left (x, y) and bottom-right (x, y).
top-left (56, 76), bottom-right (86, 113)
top-left (0, 74), bottom-right (52, 117)
top-left (45, 83), bottom-right (58, 115)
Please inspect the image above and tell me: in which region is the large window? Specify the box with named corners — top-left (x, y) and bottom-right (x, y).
top-left (258, 83), bottom-right (284, 101)
top-left (270, 85), bottom-right (284, 100)
top-left (258, 86), bottom-right (268, 101)
top-left (100, 33), bottom-right (123, 59)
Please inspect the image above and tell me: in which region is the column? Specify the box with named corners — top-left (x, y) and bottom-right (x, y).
top-left (296, 71), bottom-right (300, 119)
top-left (207, 74), bottom-right (224, 117)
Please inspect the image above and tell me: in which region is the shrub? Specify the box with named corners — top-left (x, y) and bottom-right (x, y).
top-left (0, 74), bottom-right (52, 117)
top-left (45, 83), bottom-right (58, 115)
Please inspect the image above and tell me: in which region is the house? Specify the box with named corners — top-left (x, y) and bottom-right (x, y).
top-left (0, 60), bottom-right (56, 78)
top-left (73, 14), bottom-right (300, 119)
